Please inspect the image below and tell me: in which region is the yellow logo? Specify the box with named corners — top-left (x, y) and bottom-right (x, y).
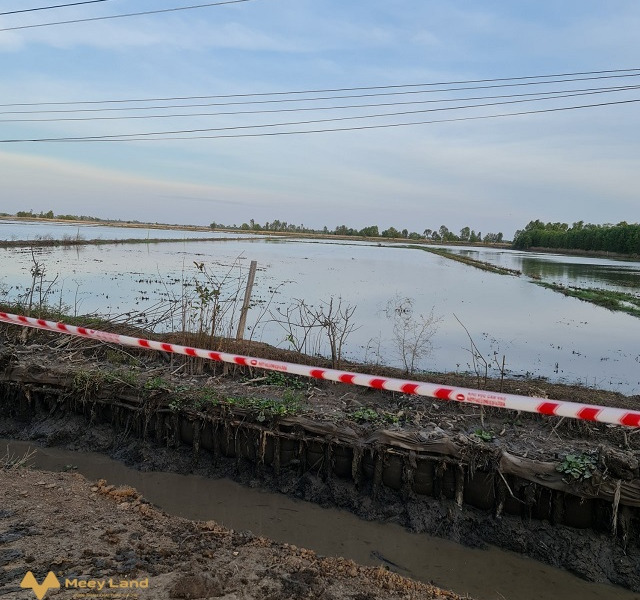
top-left (20, 571), bottom-right (61, 600)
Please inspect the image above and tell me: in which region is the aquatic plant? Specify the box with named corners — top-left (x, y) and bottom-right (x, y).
top-left (534, 282), bottom-right (640, 318)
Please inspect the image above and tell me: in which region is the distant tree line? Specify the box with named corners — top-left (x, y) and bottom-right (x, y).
top-left (12, 209), bottom-right (143, 224)
top-left (210, 219), bottom-right (504, 244)
top-left (15, 209), bottom-right (104, 222)
top-left (513, 220), bottom-right (640, 254)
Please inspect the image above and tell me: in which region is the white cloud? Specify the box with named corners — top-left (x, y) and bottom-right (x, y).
top-left (0, 150), bottom-right (277, 222)
top-left (1, 1), bottom-right (639, 236)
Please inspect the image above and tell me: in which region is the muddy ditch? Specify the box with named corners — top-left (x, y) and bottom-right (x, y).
top-left (1, 329), bottom-right (639, 592)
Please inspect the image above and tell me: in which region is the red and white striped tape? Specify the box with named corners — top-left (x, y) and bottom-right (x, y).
top-left (1, 311), bottom-right (639, 428)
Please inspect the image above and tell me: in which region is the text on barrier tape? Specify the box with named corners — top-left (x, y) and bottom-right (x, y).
top-left (1, 311), bottom-right (639, 428)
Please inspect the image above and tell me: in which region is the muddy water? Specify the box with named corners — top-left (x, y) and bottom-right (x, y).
top-left (3, 439), bottom-right (636, 600)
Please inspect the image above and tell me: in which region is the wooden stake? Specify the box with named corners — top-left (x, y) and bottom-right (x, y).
top-left (236, 260), bottom-right (257, 340)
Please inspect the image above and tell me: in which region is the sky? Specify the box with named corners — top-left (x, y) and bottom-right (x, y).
top-left (0, 0), bottom-right (639, 238)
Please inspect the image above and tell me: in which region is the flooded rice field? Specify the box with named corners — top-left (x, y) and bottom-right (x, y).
top-left (0, 219), bottom-right (253, 242)
top-left (1, 222), bottom-right (639, 394)
top-left (445, 245), bottom-right (640, 293)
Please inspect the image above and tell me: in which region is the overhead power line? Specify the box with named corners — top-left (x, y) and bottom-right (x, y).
top-left (2, 84), bottom-right (638, 123)
top-left (2, 98), bottom-right (638, 143)
top-left (0, 1), bottom-right (117, 17)
top-left (0, 1), bottom-right (113, 16)
top-left (2, 75), bottom-right (640, 116)
top-left (0, 0), bottom-right (259, 32)
top-left (1, 68), bottom-right (639, 107)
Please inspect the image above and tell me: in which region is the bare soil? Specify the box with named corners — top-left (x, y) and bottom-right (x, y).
top-left (1, 467), bottom-right (464, 599)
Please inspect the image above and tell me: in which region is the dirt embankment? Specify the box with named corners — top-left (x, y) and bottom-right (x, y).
top-left (1, 324), bottom-right (640, 594)
top-left (1, 467), bottom-right (462, 600)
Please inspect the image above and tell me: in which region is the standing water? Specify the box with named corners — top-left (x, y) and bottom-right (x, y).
top-left (1, 225), bottom-right (639, 394)
top-left (2, 439), bottom-right (636, 600)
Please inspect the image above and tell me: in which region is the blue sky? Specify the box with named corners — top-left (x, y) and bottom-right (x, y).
top-left (1, 0), bottom-right (639, 238)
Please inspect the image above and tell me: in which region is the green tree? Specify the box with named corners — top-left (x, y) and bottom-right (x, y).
top-left (358, 225), bottom-right (379, 237)
top-left (382, 227), bottom-right (401, 238)
top-left (513, 220), bottom-right (639, 254)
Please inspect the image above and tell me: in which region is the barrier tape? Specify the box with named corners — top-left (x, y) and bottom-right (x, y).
top-left (1, 311), bottom-right (639, 428)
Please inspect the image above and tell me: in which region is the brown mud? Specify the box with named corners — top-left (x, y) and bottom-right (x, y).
top-left (2, 467), bottom-right (462, 599)
top-left (1, 323), bottom-right (639, 594)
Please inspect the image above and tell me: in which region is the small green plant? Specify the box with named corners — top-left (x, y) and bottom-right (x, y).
top-left (223, 394), bottom-right (302, 422)
top-left (168, 398), bottom-right (185, 412)
top-left (351, 407), bottom-right (380, 423)
top-left (188, 389), bottom-right (219, 410)
top-left (350, 407), bottom-right (401, 425)
top-left (384, 412), bottom-right (401, 425)
top-left (72, 370), bottom-right (105, 399)
top-left (262, 371), bottom-right (307, 389)
top-left (105, 369), bottom-right (138, 387)
top-left (556, 453), bottom-right (597, 482)
top-left (281, 388), bottom-right (304, 404)
top-left (144, 376), bottom-right (171, 392)
top-left (473, 429), bottom-right (494, 442)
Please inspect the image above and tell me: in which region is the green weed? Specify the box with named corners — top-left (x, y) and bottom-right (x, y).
top-left (187, 389), bottom-right (220, 410)
top-left (351, 407), bottom-right (401, 425)
top-left (105, 369), bottom-right (138, 387)
top-left (168, 398), bottom-right (185, 412)
top-left (144, 376), bottom-right (171, 391)
top-left (223, 394), bottom-right (302, 422)
top-left (72, 370), bottom-right (105, 396)
top-left (262, 370), bottom-right (307, 389)
top-left (473, 429), bottom-right (494, 442)
top-left (556, 453), bottom-right (597, 482)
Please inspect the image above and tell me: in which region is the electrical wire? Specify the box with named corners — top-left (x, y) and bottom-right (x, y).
top-left (1, 68), bottom-right (638, 107)
top-left (0, 0), bottom-right (259, 31)
top-left (0, 0), bottom-right (112, 17)
top-left (0, 1), bottom-right (113, 16)
top-left (3, 74), bottom-right (640, 115)
top-left (2, 84), bottom-right (638, 123)
top-left (2, 98), bottom-right (638, 142)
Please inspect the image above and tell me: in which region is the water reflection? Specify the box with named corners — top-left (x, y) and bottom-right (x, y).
top-left (1, 228), bottom-right (639, 394)
top-left (0, 219), bottom-right (256, 242)
top-left (447, 247), bottom-right (640, 292)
